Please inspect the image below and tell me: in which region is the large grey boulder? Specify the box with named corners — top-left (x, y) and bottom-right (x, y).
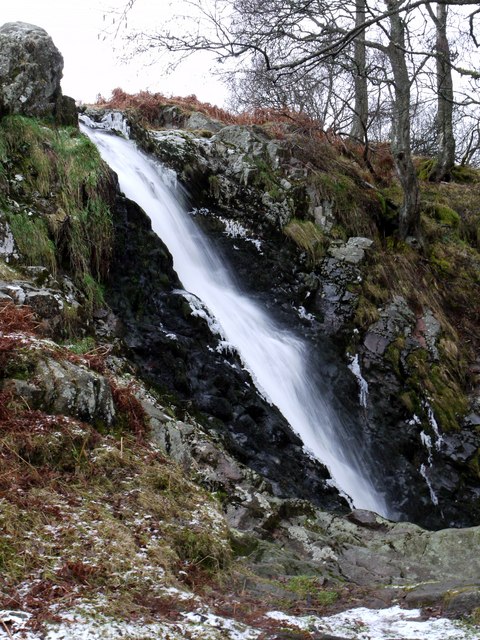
top-left (0, 22), bottom-right (74, 122)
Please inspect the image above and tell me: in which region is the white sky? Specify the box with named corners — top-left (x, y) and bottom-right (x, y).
top-left (1, 0), bottom-right (229, 106)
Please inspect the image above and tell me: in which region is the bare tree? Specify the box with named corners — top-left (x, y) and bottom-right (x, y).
top-left (350, 0), bottom-right (369, 143)
top-left (426, 2), bottom-right (456, 180)
top-left (113, 0), bottom-right (480, 237)
top-left (384, 0), bottom-right (419, 237)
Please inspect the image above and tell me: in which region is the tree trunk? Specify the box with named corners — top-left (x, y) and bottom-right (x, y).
top-left (430, 2), bottom-right (455, 181)
top-left (386, 0), bottom-right (420, 239)
top-left (350, 0), bottom-right (369, 144)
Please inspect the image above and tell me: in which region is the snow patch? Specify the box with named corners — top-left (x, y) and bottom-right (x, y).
top-left (425, 401), bottom-right (444, 450)
top-left (182, 612), bottom-right (260, 639)
top-left (0, 223), bottom-right (17, 260)
top-left (417, 400), bottom-right (444, 506)
top-left (297, 306), bottom-right (315, 322)
top-left (218, 217), bottom-right (263, 253)
top-left (348, 354), bottom-right (369, 408)
top-left (266, 605), bottom-right (477, 639)
top-left (177, 289), bottom-right (226, 339)
top-left (79, 112), bottom-right (130, 138)
top-left (0, 608), bottom-right (260, 640)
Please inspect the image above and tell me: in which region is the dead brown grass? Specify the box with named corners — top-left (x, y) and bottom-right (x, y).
top-left (0, 301), bottom-right (38, 334)
top-left (95, 87), bottom-right (238, 126)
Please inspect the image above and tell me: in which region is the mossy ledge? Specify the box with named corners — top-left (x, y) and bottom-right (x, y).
top-left (0, 115), bottom-right (114, 315)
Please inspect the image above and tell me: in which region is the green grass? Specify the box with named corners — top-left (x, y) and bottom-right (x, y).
top-left (6, 211), bottom-right (56, 273)
top-left (0, 116), bottom-right (112, 313)
top-left (283, 218), bottom-right (326, 265)
top-left (286, 576), bottom-right (339, 605)
top-left (64, 336), bottom-right (97, 355)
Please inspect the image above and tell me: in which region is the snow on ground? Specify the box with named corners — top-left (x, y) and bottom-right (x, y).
top-left (266, 605), bottom-right (480, 639)
top-left (0, 607), bottom-right (260, 640)
top-left (2, 605), bottom-right (479, 639)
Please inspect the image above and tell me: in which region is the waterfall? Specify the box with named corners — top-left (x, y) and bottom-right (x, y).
top-left (82, 122), bottom-right (389, 517)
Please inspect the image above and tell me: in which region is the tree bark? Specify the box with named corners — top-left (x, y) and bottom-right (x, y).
top-left (430, 2), bottom-right (455, 181)
top-left (386, 0), bottom-right (420, 239)
top-left (351, 0), bottom-right (369, 144)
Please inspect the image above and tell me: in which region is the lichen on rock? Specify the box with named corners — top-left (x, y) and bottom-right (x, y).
top-left (0, 21), bottom-right (76, 125)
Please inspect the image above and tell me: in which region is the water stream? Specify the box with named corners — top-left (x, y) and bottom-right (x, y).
top-left (82, 122), bottom-right (389, 517)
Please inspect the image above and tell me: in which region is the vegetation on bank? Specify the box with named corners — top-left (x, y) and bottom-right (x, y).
top-left (0, 96), bottom-right (479, 634)
top-left (0, 301), bottom-right (349, 630)
top-left (0, 300), bottom-right (232, 621)
top-left (0, 116), bottom-right (113, 315)
top-left (90, 90), bottom-right (480, 434)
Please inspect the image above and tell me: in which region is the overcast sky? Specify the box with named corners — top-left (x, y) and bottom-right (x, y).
top-left (1, 0), bottom-right (228, 106)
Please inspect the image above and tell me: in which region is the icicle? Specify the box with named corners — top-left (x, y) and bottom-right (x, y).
top-left (348, 354), bottom-right (369, 408)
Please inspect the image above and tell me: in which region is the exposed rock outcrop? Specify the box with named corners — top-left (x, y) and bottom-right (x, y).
top-left (0, 22), bottom-right (76, 124)
top-left (105, 191), bottom-right (345, 512)
top-left (87, 109), bottom-right (480, 530)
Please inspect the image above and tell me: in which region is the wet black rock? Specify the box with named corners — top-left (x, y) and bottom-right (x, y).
top-left (105, 190), bottom-right (347, 513)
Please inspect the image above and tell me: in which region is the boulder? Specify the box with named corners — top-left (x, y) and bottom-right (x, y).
top-left (0, 22), bottom-right (76, 124)
top-left (185, 111), bottom-right (223, 133)
top-left (35, 357), bottom-right (115, 426)
top-left (328, 237), bottom-right (374, 265)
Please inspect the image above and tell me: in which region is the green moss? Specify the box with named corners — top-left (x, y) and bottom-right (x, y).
top-left (81, 274), bottom-right (105, 313)
top-left (7, 211), bottom-right (56, 272)
top-left (250, 156), bottom-right (279, 193)
top-left (317, 590), bottom-right (340, 605)
top-left (0, 116), bottom-right (54, 195)
top-left (362, 279), bottom-right (390, 305)
top-left (172, 528), bottom-right (231, 570)
top-left (287, 575), bottom-right (321, 598)
top-left (429, 244), bottom-right (455, 276)
top-left (354, 295), bottom-right (380, 329)
top-left (0, 116), bottom-right (113, 313)
top-left (65, 336), bottom-right (97, 355)
top-left (283, 218), bottom-right (326, 265)
top-left (425, 203), bottom-right (461, 228)
top-left (406, 350), bottom-right (468, 431)
top-left (3, 350), bottom-right (39, 381)
top-left (330, 224), bottom-right (348, 240)
top-left (380, 183), bottom-right (403, 206)
top-left (400, 391), bottom-right (420, 413)
top-left (451, 165), bottom-right (479, 184)
top-left (471, 606), bottom-right (480, 625)
top-left (286, 576), bottom-right (339, 605)
top-left (417, 158), bottom-right (436, 181)
top-left (229, 531), bottom-right (259, 558)
top-left (314, 172), bottom-right (353, 210)
top-left (385, 337), bottom-right (405, 377)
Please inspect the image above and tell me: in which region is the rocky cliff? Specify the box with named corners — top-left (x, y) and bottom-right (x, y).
top-left (82, 100), bottom-right (480, 530)
top-left (1, 22), bottom-right (480, 640)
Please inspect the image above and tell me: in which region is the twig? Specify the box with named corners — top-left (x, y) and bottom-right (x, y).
top-left (0, 439), bottom-right (42, 478)
top-left (0, 620), bottom-right (14, 640)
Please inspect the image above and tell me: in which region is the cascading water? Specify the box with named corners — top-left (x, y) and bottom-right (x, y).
top-left (81, 120), bottom-right (389, 517)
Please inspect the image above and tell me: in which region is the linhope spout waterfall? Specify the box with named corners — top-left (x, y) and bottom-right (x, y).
top-left (82, 121), bottom-right (389, 517)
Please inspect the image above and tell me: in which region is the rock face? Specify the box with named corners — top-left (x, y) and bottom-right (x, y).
top-left (105, 192), bottom-right (346, 513)
top-left (79, 109), bottom-right (480, 529)
top-left (116, 114), bottom-right (480, 530)
top-left (0, 22), bottom-right (75, 123)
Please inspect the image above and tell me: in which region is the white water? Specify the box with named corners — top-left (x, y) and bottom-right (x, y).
top-left (82, 124), bottom-right (388, 516)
